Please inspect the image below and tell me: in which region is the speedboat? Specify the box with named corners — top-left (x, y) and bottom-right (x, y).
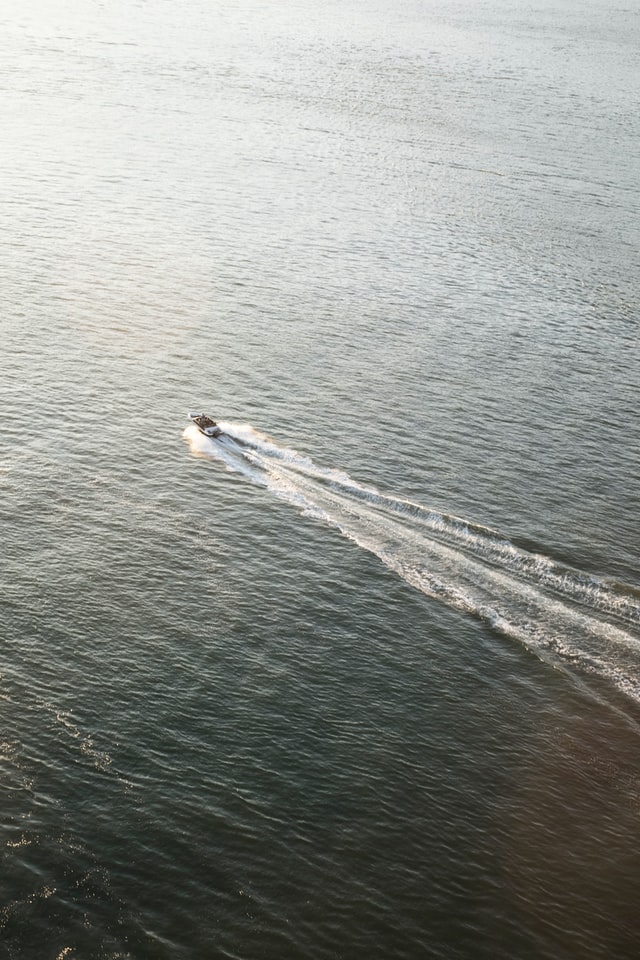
top-left (188, 412), bottom-right (222, 438)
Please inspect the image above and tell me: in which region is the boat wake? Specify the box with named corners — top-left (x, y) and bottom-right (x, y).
top-left (184, 422), bottom-right (640, 701)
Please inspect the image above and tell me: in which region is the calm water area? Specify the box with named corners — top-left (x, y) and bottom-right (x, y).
top-left (1, 1), bottom-right (640, 957)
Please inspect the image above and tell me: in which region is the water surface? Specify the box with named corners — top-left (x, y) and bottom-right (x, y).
top-left (1, 1), bottom-right (640, 957)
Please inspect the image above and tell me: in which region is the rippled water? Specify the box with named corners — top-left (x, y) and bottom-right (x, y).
top-left (2, 1), bottom-right (640, 958)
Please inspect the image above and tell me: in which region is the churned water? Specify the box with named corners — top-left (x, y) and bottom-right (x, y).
top-left (1, 1), bottom-right (640, 957)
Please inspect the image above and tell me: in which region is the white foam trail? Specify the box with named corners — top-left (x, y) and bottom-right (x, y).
top-left (184, 421), bottom-right (640, 701)
top-left (183, 424), bottom-right (268, 486)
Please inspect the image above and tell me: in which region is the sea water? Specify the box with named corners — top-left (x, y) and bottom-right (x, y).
top-left (1, 0), bottom-right (640, 957)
